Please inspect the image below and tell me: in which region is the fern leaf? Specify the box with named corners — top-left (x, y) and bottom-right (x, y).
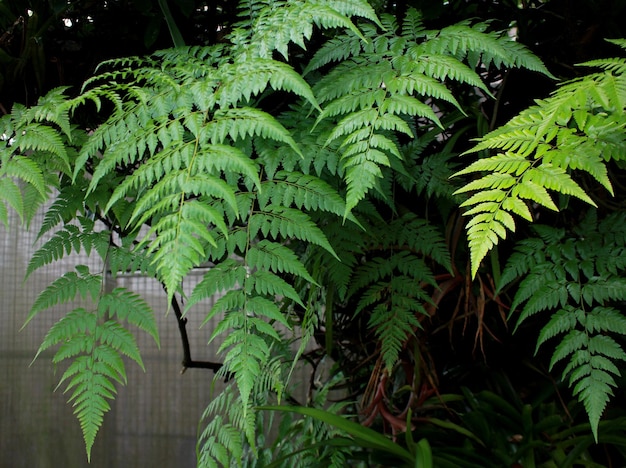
top-left (35, 307), bottom-right (97, 360)
top-left (524, 165), bottom-right (596, 206)
top-left (25, 267), bottom-right (102, 328)
top-left (245, 269), bottom-right (304, 307)
top-left (26, 225), bottom-right (109, 278)
top-left (37, 184), bottom-right (88, 239)
top-left (187, 259), bottom-right (247, 311)
top-left (583, 306), bottom-right (626, 334)
top-left (62, 358), bottom-right (115, 461)
top-left (220, 330), bottom-right (269, 413)
top-left (249, 206), bottom-right (337, 257)
top-left (217, 59), bottom-right (319, 109)
top-left (0, 177), bottom-right (23, 227)
top-left (535, 307), bottom-right (578, 352)
top-left (259, 171), bottom-right (349, 217)
top-left (138, 199), bottom-right (229, 302)
top-left (246, 240), bottom-right (317, 284)
top-left (98, 288), bottom-right (160, 347)
top-left (3, 155), bottom-right (48, 198)
top-left (96, 320), bottom-right (145, 370)
top-left (413, 54), bottom-right (491, 95)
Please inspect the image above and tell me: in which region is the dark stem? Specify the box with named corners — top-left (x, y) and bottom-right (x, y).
top-left (170, 294), bottom-right (224, 375)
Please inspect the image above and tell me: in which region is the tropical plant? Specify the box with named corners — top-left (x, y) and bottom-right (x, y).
top-left (456, 39), bottom-right (626, 441)
top-left (6, 0), bottom-right (626, 466)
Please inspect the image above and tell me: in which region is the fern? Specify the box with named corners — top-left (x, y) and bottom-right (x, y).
top-left (29, 262), bottom-right (158, 460)
top-left (456, 45), bottom-right (626, 276)
top-left (6, 0), bottom-right (560, 464)
top-left (0, 88), bottom-right (80, 227)
top-left (311, 9), bottom-right (550, 214)
top-left (334, 212), bottom-right (450, 371)
top-left (26, 221), bottom-right (110, 278)
top-left (501, 211), bottom-right (626, 440)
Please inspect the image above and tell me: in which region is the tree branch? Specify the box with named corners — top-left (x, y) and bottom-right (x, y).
top-left (170, 294), bottom-right (224, 375)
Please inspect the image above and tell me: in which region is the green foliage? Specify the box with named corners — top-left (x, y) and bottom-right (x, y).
top-left (455, 40), bottom-right (626, 277)
top-left (342, 212), bottom-right (451, 371)
top-left (500, 211), bottom-right (626, 440)
top-left (0, 87), bottom-right (79, 227)
top-left (310, 7), bottom-right (550, 213)
top-left (29, 264), bottom-right (158, 461)
top-left (5, 0), bottom-right (600, 465)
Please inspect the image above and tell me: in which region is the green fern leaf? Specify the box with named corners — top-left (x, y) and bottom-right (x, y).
top-left (248, 206), bottom-right (337, 257)
top-left (535, 307), bottom-right (578, 352)
top-left (187, 259), bottom-right (247, 311)
top-left (35, 307), bottom-right (97, 360)
top-left (259, 171), bottom-right (349, 217)
top-left (37, 184), bottom-right (88, 239)
top-left (25, 266), bottom-right (102, 328)
top-left (62, 358), bottom-right (116, 461)
top-left (98, 288), bottom-right (160, 347)
top-left (583, 306), bottom-right (626, 334)
top-left (220, 330), bottom-right (269, 413)
top-left (0, 177), bottom-right (24, 227)
top-left (3, 155), bottom-right (48, 198)
top-left (96, 320), bottom-right (145, 370)
top-left (246, 240), bottom-right (317, 284)
top-left (245, 269), bottom-right (304, 307)
top-left (26, 225), bottom-right (109, 278)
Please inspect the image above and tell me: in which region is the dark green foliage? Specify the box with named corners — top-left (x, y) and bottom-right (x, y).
top-left (501, 211), bottom-right (626, 440)
top-left (6, 0), bottom-right (626, 466)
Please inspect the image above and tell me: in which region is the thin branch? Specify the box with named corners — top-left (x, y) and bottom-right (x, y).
top-left (170, 294), bottom-right (225, 375)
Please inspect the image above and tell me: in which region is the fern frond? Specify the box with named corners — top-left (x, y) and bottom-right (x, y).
top-left (505, 212), bottom-right (626, 440)
top-left (369, 300), bottom-right (422, 371)
top-left (61, 356), bottom-right (117, 461)
top-left (245, 269), bottom-right (304, 307)
top-left (37, 184), bottom-right (88, 239)
top-left (249, 206), bottom-right (337, 257)
top-left (97, 288), bottom-right (160, 346)
top-left (247, 240), bottom-right (317, 284)
top-left (139, 200), bottom-right (224, 302)
top-left (95, 320), bottom-right (145, 370)
top-left (2, 155), bottom-right (48, 199)
top-left (187, 259), bottom-right (247, 311)
top-left (25, 266), bottom-right (102, 328)
top-left (216, 59), bottom-right (319, 109)
top-left (457, 48), bottom-right (626, 275)
top-left (0, 177), bottom-right (23, 227)
top-left (35, 307), bottom-right (97, 359)
top-left (35, 295), bottom-right (152, 461)
top-left (26, 224), bottom-right (110, 278)
top-left (259, 171), bottom-right (348, 217)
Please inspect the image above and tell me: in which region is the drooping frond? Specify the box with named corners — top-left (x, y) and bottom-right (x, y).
top-left (456, 49), bottom-right (626, 276)
top-left (30, 262), bottom-right (158, 460)
top-left (341, 213), bottom-right (449, 370)
top-left (502, 212), bottom-right (626, 440)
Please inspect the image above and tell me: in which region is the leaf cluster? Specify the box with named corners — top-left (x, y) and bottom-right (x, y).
top-left (501, 210), bottom-right (626, 440)
top-left (456, 40), bottom-right (626, 277)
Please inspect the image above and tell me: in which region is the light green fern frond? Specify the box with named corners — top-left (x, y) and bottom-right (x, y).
top-left (26, 222), bottom-right (110, 278)
top-left (456, 49), bottom-right (626, 276)
top-left (31, 264), bottom-right (158, 460)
